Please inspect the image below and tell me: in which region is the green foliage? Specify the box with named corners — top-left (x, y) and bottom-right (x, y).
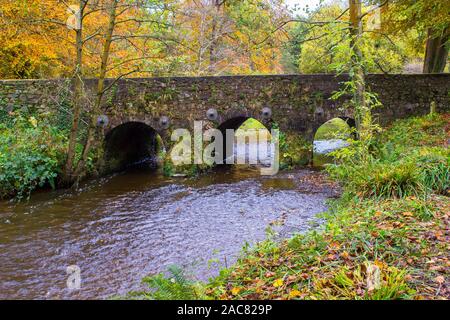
top-left (415, 148), bottom-right (449, 195)
top-left (162, 158), bottom-right (174, 176)
top-left (327, 114), bottom-right (449, 198)
top-left (281, 22), bottom-right (308, 73)
top-left (385, 0), bottom-right (450, 37)
top-left (129, 265), bottom-right (205, 300)
top-left (0, 114), bottom-right (67, 200)
top-left (292, 4), bottom-right (418, 74)
top-left (329, 158), bottom-right (425, 198)
top-left (236, 118), bottom-right (267, 131)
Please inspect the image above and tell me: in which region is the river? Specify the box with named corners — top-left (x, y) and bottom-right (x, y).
top-left (0, 162), bottom-right (338, 300)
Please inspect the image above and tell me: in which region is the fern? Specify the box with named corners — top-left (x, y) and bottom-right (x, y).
top-left (139, 265), bottom-right (202, 300)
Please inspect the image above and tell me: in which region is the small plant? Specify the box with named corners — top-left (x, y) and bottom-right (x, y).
top-left (328, 114), bottom-right (449, 198)
top-left (415, 149), bottom-right (449, 195)
top-left (133, 265), bottom-right (205, 300)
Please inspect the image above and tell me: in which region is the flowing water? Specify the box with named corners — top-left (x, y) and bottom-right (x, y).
top-left (0, 162), bottom-right (338, 300)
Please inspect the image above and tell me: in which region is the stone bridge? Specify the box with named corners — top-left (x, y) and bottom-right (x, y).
top-left (1, 74), bottom-right (449, 170)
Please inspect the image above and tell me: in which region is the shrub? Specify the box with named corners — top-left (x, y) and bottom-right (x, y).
top-left (0, 115), bottom-right (67, 200)
top-left (328, 114), bottom-right (449, 198)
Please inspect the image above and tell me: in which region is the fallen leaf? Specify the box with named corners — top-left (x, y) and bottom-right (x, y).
top-left (231, 287), bottom-right (241, 295)
top-left (341, 251), bottom-right (350, 259)
top-left (289, 289), bottom-right (301, 298)
top-left (273, 278), bottom-right (284, 288)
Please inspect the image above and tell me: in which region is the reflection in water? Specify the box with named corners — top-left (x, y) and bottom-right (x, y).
top-left (0, 162), bottom-right (336, 300)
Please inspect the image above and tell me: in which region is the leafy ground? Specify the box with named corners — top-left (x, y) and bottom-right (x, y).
top-left (135, 113), bottom-right (449, 300)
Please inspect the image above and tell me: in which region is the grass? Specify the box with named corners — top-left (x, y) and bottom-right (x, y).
top-left (132, 113), bottom-right (449, 300)
top-left (238, 118), bottom-right (268, 131)
top-left (235, 118), bottom-right (271, 142)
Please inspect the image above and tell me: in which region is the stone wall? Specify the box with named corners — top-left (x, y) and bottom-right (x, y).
top-left (0, 79), bottom-right (69, 113)
top-left (1, 74), bottom-right (449, 141)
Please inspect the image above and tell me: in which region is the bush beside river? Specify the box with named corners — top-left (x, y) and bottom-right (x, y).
top-left (0, 112), bottom-right (67, 200)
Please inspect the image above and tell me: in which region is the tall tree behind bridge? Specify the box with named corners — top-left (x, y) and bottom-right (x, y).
top-left (174, 0), bottom-right (288, 75)
top-left (0, 0), bottom-right (82, 78)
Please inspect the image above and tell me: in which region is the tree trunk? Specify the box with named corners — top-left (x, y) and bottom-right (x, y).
top-left (209, 0), bottom-right (223, 74)
top-left (63, 1), bottom-right (85, 184)
top-left (349, 0), bottom-right (370, 139)
top-left (73, 0), bottom-right (118, 181)
top-left (423, 28), bottom-right (449, 73)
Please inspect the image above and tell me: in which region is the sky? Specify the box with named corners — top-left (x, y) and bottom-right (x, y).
top-left (285, 0), bottom-right (324, 12)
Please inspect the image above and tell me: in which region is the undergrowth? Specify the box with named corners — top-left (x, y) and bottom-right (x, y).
top-left (0, 114), bottom-right (67, 200)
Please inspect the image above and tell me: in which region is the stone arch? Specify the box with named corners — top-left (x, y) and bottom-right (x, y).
top-left (217, 116), bottom-right (250, 133)
top-left (103, 121), bottom-right (164, 172)
top-left (216, 116), bottom-right (271, 165)
top-left (312, 116), bottom-right (355, 166)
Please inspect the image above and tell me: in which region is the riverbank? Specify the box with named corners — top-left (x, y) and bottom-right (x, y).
top-left (137, 113), bottom-right (449, 300)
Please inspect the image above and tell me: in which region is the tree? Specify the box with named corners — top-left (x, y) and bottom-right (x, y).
top-left (280, 21), bottom-right (308, 73)
top-left (294, 3), bottom-right (407, 74)
top-left (64, 0), bottom-right (87, 184)
top-left (64, 0), bottom-right (178, 184)
top-left (0, 0), bottom-right (70, 78)
top-left (3, 0), bottom-right (177, 183)
top-left (72, 0), bottom-right (119, 180)
top-left (423, 28), bottom-right (449, 73)
top-left (349, 0), bottom-right (369, 137)
top-left (384, 0), bottom-right (450, 73)
top-left (173, 0), bottom-right (288, 75)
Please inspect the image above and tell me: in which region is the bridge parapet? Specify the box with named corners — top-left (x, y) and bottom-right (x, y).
top-left (1, 74), bottom-right (449, 140)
